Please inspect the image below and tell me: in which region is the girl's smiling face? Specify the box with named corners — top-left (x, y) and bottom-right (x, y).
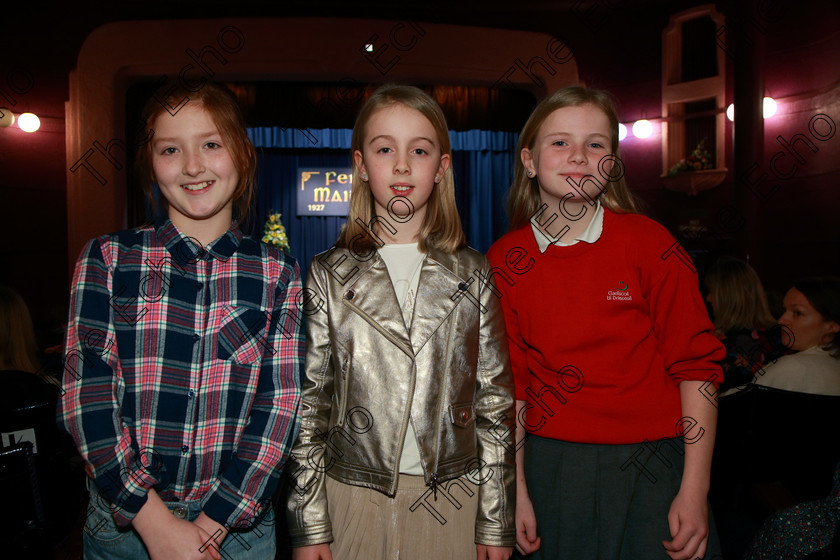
top-left (354, 103), bottom-right (449, 227)
top-left (778, 288), bottom-right (840, 351)
top-left (522, 103), bottom-right (614, 210)
top-left (151, 102), bottom-right (239, 238)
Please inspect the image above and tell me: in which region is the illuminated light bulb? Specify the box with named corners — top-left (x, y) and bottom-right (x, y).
top-left (726, 99), bottom-right (776, 122)
top-left (618, 123), bottom-right (627, 141)
top-left (763, 97), bottom-right (777, 118)
top-left (0, 108), bottom-right (14, 127)
top-left (632, 119), bottom-right (652, 139)
top-left (18, 112), bottom-right (40, 133)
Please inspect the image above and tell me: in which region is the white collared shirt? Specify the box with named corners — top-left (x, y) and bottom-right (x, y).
top-left (530, 200), bottom-right (604, 253)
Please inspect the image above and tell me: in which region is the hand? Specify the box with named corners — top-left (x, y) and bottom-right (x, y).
top-left (133, 490), bottom-right (220, 560)
top-left (477, 544), bottom-right (513, 559)
top-left (662, 488), bottom-right (709, 560)
top-left (514, 490), bottom-right (541, 556)
top-left (142, 517), bottom-right (221, 560)
top-left (193, 512), bottom-right (229, 555)
top-left (292, 543), bottom-right (333, 560)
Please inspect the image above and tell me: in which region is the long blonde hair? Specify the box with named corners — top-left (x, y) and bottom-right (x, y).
top-left (0, 285), bottom-right (40, 373)
top-left (705, 257), bottom-right (776, 332)
top-left (507, 86), bottom-right (638, 231)
top-left (336, 84), bottom-right (466, 254)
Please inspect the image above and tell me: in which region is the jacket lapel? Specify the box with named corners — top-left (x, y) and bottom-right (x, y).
top-left (344, 253), bottom-right (414, 357)
top-left (409, 247), bottom-right (464, 355)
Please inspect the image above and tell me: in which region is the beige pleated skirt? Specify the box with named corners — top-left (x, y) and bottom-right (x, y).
top-left (326, 473), bottom-right (478, 560)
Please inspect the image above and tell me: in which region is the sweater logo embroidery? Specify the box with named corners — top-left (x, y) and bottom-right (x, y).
top-left (607, 282), bottom-right (633, 301)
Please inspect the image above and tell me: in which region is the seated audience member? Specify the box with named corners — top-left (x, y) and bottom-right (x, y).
top-left (704, 257), bottom-right (785, 391)
top-left (713, 277), bottom-right (840, 557)
top-left (0, 284), bottom-right (60, 434)
top-left (0, 285), bottom-right (77, 553)
top-left (752, 276), bottom-right (840, 395)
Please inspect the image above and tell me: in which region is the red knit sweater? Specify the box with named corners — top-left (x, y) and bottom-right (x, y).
top-left (487, 209), bottom-right (724, 444)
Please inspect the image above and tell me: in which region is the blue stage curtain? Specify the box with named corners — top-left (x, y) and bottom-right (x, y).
top-left (449, 130), bottom-right (517, 253)
top-left (248, 128), bottom-right (516, 275)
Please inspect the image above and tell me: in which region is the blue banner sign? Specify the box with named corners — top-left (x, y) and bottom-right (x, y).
top-left (297, 167), bottom-right (353, 216)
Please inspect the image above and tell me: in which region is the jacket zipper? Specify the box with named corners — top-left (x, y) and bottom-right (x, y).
top-left (343, 298), bottom-right (415, 495)
top-left (343, 299), bottom-right (413, 357)
top-left (427, 472), bottom-right (439, 500)
top-left (336, 356), bottom-right (350, 426)
top-left (428, 255), bottom-right (459, 499)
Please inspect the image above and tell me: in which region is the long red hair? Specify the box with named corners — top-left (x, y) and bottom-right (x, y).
top-left (135, 82), bottom-right (257, 224)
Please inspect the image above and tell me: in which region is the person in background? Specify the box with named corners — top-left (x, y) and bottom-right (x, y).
top-left (713, 277), bottom-right (840, 557)
top-left (748, 276), bottom-right (840, 395)
top-left (0, 283), bottom-right (60, 439)
top-left (0, 284), bottom-right (69, 554)
top-left (704, 257), bottom-right (785, 392)
top-left (0, 284), bottom-right (42, 374)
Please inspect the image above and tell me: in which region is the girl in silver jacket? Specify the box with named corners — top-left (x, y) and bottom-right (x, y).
top-left (285, 84), bottom-right (516, 560)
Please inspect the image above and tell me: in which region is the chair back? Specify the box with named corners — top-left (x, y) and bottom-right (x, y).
top-left (716, 384), bottom-right (840, 501)
top-left (0, 441), bottom-right (50, 554)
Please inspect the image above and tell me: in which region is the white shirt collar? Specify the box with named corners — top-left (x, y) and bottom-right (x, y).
top-left (530, 200), bottom-right (604, 253)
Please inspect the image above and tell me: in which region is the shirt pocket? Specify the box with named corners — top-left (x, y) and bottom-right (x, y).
top-left (449, 402), bottom-right (476, 428)
top-left (217, 305), bottom-right (271, 365)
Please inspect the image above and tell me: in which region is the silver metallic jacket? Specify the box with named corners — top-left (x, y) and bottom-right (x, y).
top-left (285, 244), bottom-right (516, 547)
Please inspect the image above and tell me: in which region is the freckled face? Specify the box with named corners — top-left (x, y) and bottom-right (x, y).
top-left (151, 103), bottom-right (239, 234)
top-left (778, 288), bottom-right (840, 351)
top-left (522, 104), bottom-right (614, 209)
top-left (354, 103), bottom-right (449, 223)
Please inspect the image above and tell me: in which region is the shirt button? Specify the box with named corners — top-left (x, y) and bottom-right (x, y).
top-left (196, 283), bottom-right (203, 291)
top-left (345, 289), bottom-right (355, 300)
top-left (181, 445), bottom-right (189, 453)
top-left (458, 281), bottom-right (469, 291)
top-left (172, 506), bottom-right (187, 519)
top-left (188, 389), bottom-right (196, 398)
top-left (192, 334), bottom-right (200, 342)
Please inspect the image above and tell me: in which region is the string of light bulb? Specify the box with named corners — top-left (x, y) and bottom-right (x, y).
top-left (0, 108), bottom-right (41, 132)
top-left (618, 97), bottom-right (777, 141)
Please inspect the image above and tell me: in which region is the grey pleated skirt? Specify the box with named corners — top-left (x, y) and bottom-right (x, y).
top-left (522, 434), bottom-right (721, 560)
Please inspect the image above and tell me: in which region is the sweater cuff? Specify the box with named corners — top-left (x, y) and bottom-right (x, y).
top-left (202, 480), bottom-right (264, 530)
top-left (92, 464), bottom-right (157, 527)
top-left (671, 367), bottom-right (723, 387)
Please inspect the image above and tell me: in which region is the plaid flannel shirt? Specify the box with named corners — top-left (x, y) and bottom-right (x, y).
top-left (58, 220), bottom-right (302, 528)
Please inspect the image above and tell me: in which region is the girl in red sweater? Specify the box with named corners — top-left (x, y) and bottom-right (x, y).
top-left (487, 86), bottom-right (725, 560)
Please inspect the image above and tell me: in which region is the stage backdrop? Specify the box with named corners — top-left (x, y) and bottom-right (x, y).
top-left (247, 128), bottom-right (517, 278)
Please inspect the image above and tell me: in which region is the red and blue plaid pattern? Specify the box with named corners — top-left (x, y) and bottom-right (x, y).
top-left (59, 220), bottom-right (302, 528)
